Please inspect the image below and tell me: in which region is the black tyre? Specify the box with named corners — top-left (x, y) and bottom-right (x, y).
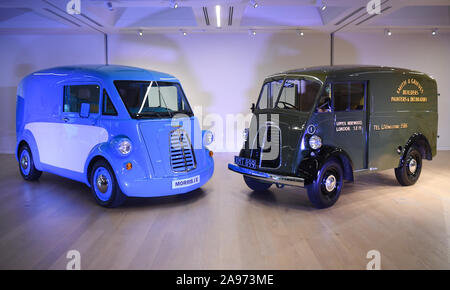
top-left (244, 176), bottom-right (272, 191)
top-left (306, 159), bottom-right (343, 209)
top-left (395, 146), bottom-right (422, 186)
top-left (18, 144), bottom-right (42, 181)
top-left (90, 159), bottom-right (127, 207)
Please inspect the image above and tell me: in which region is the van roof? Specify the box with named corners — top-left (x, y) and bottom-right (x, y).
top-left (30, 65), bottom-right (178, 82)
top-left (267, 65), bottom-right (427, 81)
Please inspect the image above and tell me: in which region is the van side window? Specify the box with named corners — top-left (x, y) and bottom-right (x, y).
top-left (349, 83), bottom-right (365, 110)
top-left (333, 82), bottom-right (365, 111)
top-left (63, 85), bottom-right (100, 114)
top-left (102, 90), bottom-right (118, 116)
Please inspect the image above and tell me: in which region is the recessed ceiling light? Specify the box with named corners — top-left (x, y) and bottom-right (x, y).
top-left (385, 29), bottom-right (392, 36)
top-left (250, 0), bottom-right (258, 8)
top-left (248, 29), bottom-right (256, 36)
top-left (296, 29), bottom-right (304, 37)
top-left (169, 0), bottom-right (178, 9)
top-left (432, 29), bottom-right (437, 36)
top-left (106, 1), bottom-right (113, 11)
top-left (216, 5), bottom-right (221, 28)
top-left (138, 30), bottom-right (143, 37)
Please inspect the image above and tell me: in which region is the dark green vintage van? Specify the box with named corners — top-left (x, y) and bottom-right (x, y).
top-left (228, 65), bottom-right (438, 208)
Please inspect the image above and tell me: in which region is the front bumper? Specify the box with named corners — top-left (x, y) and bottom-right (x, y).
top-left (117, 159), bottom-right (214, 197)
top-left (228, 163), bottom-right (305, 187)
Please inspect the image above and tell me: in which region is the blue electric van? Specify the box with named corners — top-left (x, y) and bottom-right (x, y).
top-left (16, 65), bottom-right (214, 207)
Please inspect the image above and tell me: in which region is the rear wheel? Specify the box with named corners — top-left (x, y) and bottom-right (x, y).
top-left (18, 144), bottom-right (42, 181)
top-left (90, 160), bottom-right (127, 207)
top-left (395, 146), bottom-right (422, 186)
top-left (306, 159), bottom-right (343, 209)
top-left (244, 176), bottom-right (272, 191)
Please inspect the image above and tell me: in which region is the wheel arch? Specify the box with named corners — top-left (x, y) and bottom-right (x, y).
top-left (299, 145), bottom-right (354, 183)
top-left (400, 133), bottom-right (432, 167)
top-left (16, 130), bottom-right (42, 171)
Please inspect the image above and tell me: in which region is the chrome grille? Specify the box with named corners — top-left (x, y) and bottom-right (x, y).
top-left (170, 129), bottom-right (197, 172)
top-left (250, 123), bottom-right (281, 169)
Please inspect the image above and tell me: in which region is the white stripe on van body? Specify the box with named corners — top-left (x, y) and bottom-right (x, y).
top-left (25, 122), bottom-right (108, 173)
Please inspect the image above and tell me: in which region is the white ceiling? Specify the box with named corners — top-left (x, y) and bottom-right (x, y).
top-left (0, 0), bottom-right (449, 34)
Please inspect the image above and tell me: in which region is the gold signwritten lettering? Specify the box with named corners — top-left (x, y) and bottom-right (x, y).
top-left (390, 96), bottom-right (428, 103)
top-left (392, 78), bottom-right (427, 103)
top-left (374, 123), bottom-right (408, 131)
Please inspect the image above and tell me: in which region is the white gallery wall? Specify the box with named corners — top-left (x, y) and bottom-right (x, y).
top-left (0, 34), bottom-right (105, 153)
top-left (0, 31), bottom-right (449, 153)
top-left (108, 32), bottom-right (331, 152)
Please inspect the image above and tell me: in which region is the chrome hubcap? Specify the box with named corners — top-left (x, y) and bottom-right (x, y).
top-left (325, 175), bottom-right (337, 192)
top-left (21, 155), bottom-right (29, 169)
top-left (96, 175), bottom-right (109, 194)
top-left (409, 158), bottom-right (417, 174)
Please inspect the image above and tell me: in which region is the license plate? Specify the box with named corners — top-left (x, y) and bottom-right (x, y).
top-left (172, 175), bottom-right (200, 189)
top-left (235, 156), bottom-right (257, 169)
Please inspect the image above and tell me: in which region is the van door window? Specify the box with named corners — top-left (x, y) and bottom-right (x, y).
top-left (333, 83), bottom-right (349, 111)
top-left (102, 90), bottom-right (118, 116)
top-left (63, 85), bottom-right (100, 114)
top-left (316, 83), bottom-right (332, 113)
top-left (333, 82), bottom-right (365, 112)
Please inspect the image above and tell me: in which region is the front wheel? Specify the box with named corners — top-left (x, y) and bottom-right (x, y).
top-left (90, 160), bottom-right (127, 207)
top-left (306, 159), bottom-right (343, 209)
top-left (18, 144), bottom-right (42, 181)
top-left (395, 146), bottom-right (422, 186)
top-left (244, 176), bottom-right (272, 191)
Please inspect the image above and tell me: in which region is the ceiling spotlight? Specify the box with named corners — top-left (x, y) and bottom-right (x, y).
top-left (138, 30), bottom-right (143, 37)
top-left (169, 0), bottom-right (178, 9)
top-left (216, 5), bottom-right (221, 28)
top-left (385, 29), bottom-right (392, 36)
top-left (296, 30), bottom-right (304, 37)
top-left (181, 30), bottom-right (187, 36)
top-left (106, 1), bottom-right (113, 11)
top-left (250, 0), bottom-right (258, 8)
top-left (432, 29), bottom-right (437, 36)
top-left (248, 29), bottom-right (256, 36)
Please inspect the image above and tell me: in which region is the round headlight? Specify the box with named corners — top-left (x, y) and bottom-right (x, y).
top-left (203, 130), bottom-right (214, 146)
top-left (243, 128), bottom-right (249, 142)
top-left (116, 139), bottom-right (132, 156)
top-left (309, 135), bottom-right (322, 150)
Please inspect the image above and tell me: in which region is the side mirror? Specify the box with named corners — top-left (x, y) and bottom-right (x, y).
top-left (80, 103), bottom-right (91, 118)
top-left (251, 103), bottom-right (256, 113)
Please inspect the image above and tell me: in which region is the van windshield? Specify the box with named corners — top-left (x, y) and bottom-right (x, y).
top-left (114, 81), bottom-right (193, 118)
top-left (257, 78), bottom-right (321, 112)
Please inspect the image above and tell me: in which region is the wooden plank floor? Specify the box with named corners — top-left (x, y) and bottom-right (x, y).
top-left (0, 152), bottom-right (449, 270)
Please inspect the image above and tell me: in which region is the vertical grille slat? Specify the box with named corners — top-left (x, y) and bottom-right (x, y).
top-left (250, 123), bottom-right (281, 169)
top-left (170, 129), bottom-right (197, 172)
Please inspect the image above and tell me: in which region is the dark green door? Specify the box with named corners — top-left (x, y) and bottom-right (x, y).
top-left (332, 81), bottom-right (368, 170)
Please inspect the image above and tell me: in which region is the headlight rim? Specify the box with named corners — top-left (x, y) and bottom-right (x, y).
top-left (203, 130), bottom-right (214, 146)
top-left (113, 137), bottom-right (133, 156)
top-left (308, 134), bottom-right (322, 150)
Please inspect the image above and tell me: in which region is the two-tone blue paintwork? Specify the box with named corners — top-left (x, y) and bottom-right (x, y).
top-left (16, 65), bottom-right (214, 197)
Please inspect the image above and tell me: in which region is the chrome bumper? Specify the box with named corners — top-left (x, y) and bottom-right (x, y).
top-left (228, 163), bottom-right (305, 187)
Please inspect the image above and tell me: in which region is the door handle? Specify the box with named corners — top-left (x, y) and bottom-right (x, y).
top-left (63, 117), bottom-right (69, 123)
